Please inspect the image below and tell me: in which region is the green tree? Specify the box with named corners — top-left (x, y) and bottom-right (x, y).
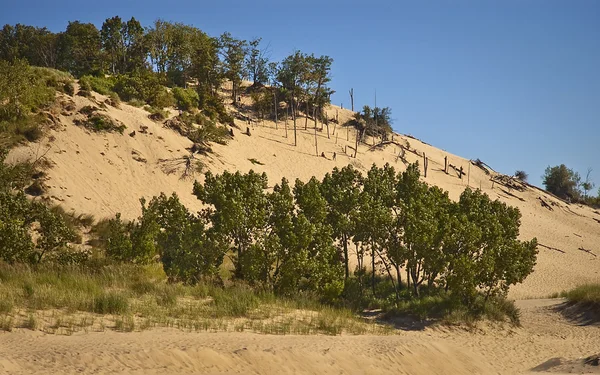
top-left (144, 193), bottom-right (226, 283)
top-left (219, 32), bottom-right (247, 104)
top-left (445, 189), bottom-right (538, 303)
top-left (193, 170), bottom-right (269, 279)
top-left (542, 164), bottom-right (581, 201)
top-left (58, 21), bottom-right (102, 76)
top-left (320, 165), bottom-right (362, 279)
top-left (246, 37), bottom-right (269, 87)
top-left (293, 177), bottom-right (344, 299)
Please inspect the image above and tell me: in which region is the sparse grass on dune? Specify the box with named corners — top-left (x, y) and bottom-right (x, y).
top-left (561, 284), bottom-right (600, 307)
top-left (0, 262), bottom-right (386, 335)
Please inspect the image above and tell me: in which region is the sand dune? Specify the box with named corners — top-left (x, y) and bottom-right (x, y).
top-left (9, 90), bottom-right (600, 299)
top-left (4, 89), bottom-right (600, 374)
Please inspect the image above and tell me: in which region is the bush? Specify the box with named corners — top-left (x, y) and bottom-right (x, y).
top-left (112, 72), bottom-right (174, 108)
top-left (79, 75), bottom-right (115, 96)
top-left (75, 113), bottom-right (126, 134)
top-left (514, 170), bottom-right (528, 182)
top-left (172, 87), bottom-right (199, 111)
top-left (542, 164), bottom-right (581, 200)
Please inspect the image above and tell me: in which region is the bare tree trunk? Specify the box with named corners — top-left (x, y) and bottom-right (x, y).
top-left (314, 117), bottom-right (318, 156)
top-left (292, 98), bottom-right (297, 146)
top-left (349, 88), bottom-right (354, 111)
top-left (304, 101), bottom-right (309, 130)
top-left (354, 129), bottom-right (359, 158)
top-left (285, 106), bottom-right (289, 138)
top-left (273, 90), bottom-right (278, 130)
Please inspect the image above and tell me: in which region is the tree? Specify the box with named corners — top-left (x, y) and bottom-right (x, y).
top-left (320, 165), bottom-right (363, 279)
top-left (101, 16), bottom-right (146, 74)
top-left (514, 170), bottom-right (528, 182)
top-left (293, 177), bottom-right (344, 299)
top-left (307, 54), bottom-right (334, 133)
top-left (581, 168), bottom-right (594, 200)
top-left (0, 24), bottom-right (59, 68)
top-left (354, 105), bottom-right (393, 139)
top-left (101, 16), bottom-right (124, 74)
top-left (542, 164), bottom-right (581, 201)
top-left (219, 32), bottom-right (247, 104)
top-left (57, 21), bottom-right (102, 76)
top-left (144, 193), bottom-right (225, 283)
top-left (245, 37), bottom-right (269, 87)
top-left (193, 170), bottom-right (269, 279)
top-left (444, 189), bottom-right (538, 303)
top-left (276, 51), bottom-right (310, 145)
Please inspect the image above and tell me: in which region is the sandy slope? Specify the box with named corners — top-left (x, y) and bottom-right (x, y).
top-left (0, 299), bottom-right (597, 374)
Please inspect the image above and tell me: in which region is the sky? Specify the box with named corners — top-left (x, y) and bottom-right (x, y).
top-left (2, 0), bottom-right (599, 190)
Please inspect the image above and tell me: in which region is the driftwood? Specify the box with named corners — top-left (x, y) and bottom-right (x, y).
top-left (471, 159), bottom-right (491, 175)
top-left (500, 188), bottom-right (525, 201)
top-left (578, 247), bottom-right (597, 257)
top-left (538, 243), bottom-right (565, 253)
top-left (538, 197), bottom-right (554, 211)
top-left (491, 174), bottom-right (527, 192)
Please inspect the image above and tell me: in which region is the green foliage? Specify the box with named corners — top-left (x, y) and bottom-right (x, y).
top-left (0, 59), bottom-right (54, 121)
top-left (57, 21), bottom-right (102, 77)
top-left (250, 89), bottom-right (273, 119)
top-left (194, 170), bottom-right (269, 280)
top-left (353, 105), bottom-right (393, 137)
top-left (76, 113), bottom-right (126, 133)
top-left (0, 151), bottom-right (79, 265)
top-left (112, 72), bottom-right (174, 108)
top-left (181, 112), bottom-right (231, 147)
top-left (103, 213), bottom-right (134, 262)
top-left (172, 87), bottom-right (199, 111)
top-left (101, 16), bottom-right (146, 75)
top-left (79, 75), bottom-right (115, 95)
top-left (542, 164), bottom-right (581, 201)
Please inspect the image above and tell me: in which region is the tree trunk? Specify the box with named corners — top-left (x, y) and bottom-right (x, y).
top-left (343, 234), bottom-right (349, 279)
top-left (371, 244), bottom-right (376, 297)
top-left (273, 90), bottom-right (278, 130)
top-left (314, 116), bottom-right (318, 156)
top-left (292, 98), bottom-right (297, 146)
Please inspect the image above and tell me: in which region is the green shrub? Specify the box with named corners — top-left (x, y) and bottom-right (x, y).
top-left (172, 87), bottom-right (199, 111)
top-left (79, 75), bottom-right (115, 96)
top-left (75, 113), bottom-right (126, 134)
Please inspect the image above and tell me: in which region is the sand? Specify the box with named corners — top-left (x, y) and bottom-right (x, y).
top-left (0, 299), bottom-right (597, 374)
top-left (4, 88), bottom-right (600, 374)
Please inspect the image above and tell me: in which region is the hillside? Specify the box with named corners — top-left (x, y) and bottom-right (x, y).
top-left (7, 85), bottom-right (600, 300)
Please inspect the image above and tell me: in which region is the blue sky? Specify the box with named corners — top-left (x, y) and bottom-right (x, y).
top-left (2, 0), bottom-right (599, 189)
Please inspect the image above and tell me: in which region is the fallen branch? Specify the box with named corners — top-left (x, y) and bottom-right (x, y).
top-left (578, 247), bottom-right (597, 257)
top-left (538, 197), bottom-right (554, 211)
top-left (538, 243), bottom-right (565, 253)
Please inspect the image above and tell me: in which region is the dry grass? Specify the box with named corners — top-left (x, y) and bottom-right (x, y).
top-left (0, 262), bottom-right (388, 336)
